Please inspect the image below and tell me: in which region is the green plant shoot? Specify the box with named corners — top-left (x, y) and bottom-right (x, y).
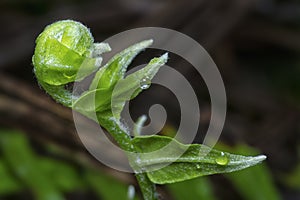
top-left (32, 20), bottom-right (266, 200)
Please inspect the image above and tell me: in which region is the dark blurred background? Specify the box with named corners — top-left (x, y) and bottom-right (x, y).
top-left (0, 0), bottom-right (300, 199)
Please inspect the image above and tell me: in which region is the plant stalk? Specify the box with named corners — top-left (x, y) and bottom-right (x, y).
top-left (98, 115), bottom-right (158, 200)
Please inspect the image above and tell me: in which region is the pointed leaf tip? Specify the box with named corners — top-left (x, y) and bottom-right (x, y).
top-left (161, 52), bottom-right (169, 61)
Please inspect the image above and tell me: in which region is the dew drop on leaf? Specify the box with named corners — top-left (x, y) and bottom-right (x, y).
top-left (136, 156), bottom-right (141, 164)
top-left (215, 152), bottom-right (229, 166)
top-left (140, 77), bottom-right (151, 90)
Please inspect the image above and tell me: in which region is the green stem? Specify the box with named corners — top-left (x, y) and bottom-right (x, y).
top-left (97, 116), bottom-right (132, 151)
top-left (136, 173), bottom-right (158, 200)
top-left (98, 115), bottom-right (158, 200)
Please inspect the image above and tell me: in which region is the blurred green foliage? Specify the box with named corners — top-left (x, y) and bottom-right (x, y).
top-left (167, 177), bottom-right (216, 200)
top-left (217, 143), bottom-right (281, 200)
top-left (284, 162), bottom-right (300, 190)
top-left (0, 159), bottom-right (21, 195)
top-left (0, 129), bottom-right (282, 200)
top-left (0, 129), bottom-right (136, 200)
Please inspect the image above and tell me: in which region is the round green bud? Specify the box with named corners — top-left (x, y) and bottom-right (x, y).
top-left (32, 20), bottom-right (100, 85)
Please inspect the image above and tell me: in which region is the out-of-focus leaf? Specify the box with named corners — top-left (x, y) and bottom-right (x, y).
top-left (39, 158), bottom-right (83, 192)
top-left (160, 124), bottom-right (177, 138)
top-left (0, 130), bottom-right (64, 200)
top-left (167, 177), bottom-right (217, 200)
top-left (219, 144), bottom-right (280, 200)
top-left (84, 169), bottom-right (138, 200)
top-left (131, 135), bottom-right (266, 184)
top-left (284, 163), bottom-right (300, 189)
top-left (0, 160), bottom-right (22, 195)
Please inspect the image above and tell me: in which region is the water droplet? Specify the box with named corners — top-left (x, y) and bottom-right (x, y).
top-left (136, 157), bottom-right (141, 164)
top-left (140, 77), bottom-right (151, 90)
top-left (215, 152), bottom-right (229, 166)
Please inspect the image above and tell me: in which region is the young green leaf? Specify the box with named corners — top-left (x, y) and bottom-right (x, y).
top-left (110, 53), bottom-right (168, 119)
top-left (131, 135), bottom-right (266, 184)
top-left (73, 53), bottom-right (168, 120)
top-left (72, 88), bottom-right (111, 119)
top-left (73, 40), bottom-right (154, 117)
top-left (89, 39), bottom-right (153, 91)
